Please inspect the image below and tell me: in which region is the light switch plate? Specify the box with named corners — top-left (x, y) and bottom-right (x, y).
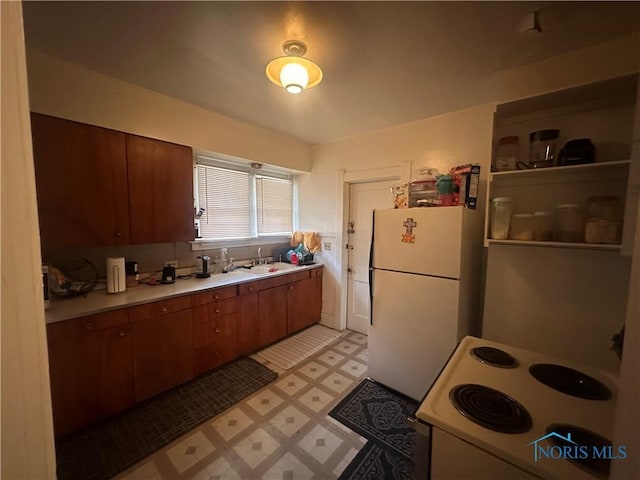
top-left (323, 242), bottom-right (331, 251)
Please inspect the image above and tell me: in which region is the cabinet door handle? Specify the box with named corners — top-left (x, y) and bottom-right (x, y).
top-left (85, 322), bottom-right (95, 330)
top-left (118, 330), bottom-right (126, 337)
top-left (215, 328), bottom-right (221, 333)
top-left (160, 306), bottom-right (168, 313)
top-left (115, 232), bottom-right (123, 238)
top-left (215, 308), bottom-right (221, 314)
top-left (289, 285), bottom-right (294, 291)
top-left (248, 286), bottom-right (254, 292)
top-left (213, 294), bottom-right (220, 300)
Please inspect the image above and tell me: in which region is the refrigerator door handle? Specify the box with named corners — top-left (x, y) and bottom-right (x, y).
top-left (368, 209), bottom-right (376, 270)
top-left (369, 268), bottom-right (374, 325)
top-left (369, 210), bottom-right (376, 325)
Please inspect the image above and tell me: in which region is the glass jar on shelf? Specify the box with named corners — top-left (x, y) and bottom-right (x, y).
top-left (529, 129), bottom-right (559, 168)
top-left (490, 197), bottom-right (512, 240)
top-left (533, 211), bottom-right (553, 241)
top-left (554, 204), bottom-right (583, 242)
top-left (509, 213), bottom-right (534, 240)
top-left (493, 136), bottom-right (519, 172)
top-left (585, 195), bottom-right (621, 244)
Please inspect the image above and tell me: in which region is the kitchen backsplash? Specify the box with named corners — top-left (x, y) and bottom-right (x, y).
top-left (43, 241), bottom-right (292, 278)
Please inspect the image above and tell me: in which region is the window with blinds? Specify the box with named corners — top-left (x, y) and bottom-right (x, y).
top-left (195, 160), bottom-right (293, 241)
top-left (256, 176), bottom-right (293, 235)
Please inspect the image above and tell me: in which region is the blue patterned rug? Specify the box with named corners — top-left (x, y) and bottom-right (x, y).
top-left (329, 379), bottom-right (418, 480)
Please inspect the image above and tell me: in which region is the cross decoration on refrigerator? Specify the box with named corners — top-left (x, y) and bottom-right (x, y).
top-left (368, 206), bottom-right (483, 400)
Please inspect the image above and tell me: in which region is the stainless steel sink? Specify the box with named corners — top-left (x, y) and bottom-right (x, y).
top-left (229, 262), bottom-right (297, 275)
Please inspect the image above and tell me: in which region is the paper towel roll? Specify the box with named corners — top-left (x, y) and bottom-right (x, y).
top-left (106, 257), bottom-right (126, 293)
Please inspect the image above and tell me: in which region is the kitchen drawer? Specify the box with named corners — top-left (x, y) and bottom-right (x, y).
top-left (238, 278), bottom-right (274, 295)
top-left (311, 266), bottom-right (323, 278)
top-left (206, 297), bottom-right (238, 317)
top-left (285, 269), bottom-right (312, 284)
top-left (47, 309), bottom-right (129, 342)
top-left (192, 285), bottom-right (238, 306)
top-left (129, 295), bottom-right (192, 321)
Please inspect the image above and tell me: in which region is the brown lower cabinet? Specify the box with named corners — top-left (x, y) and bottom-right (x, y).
top-left (258, 285), bottom-right (288, 346)
top-left (46, 310), bottom-right (134, 438)
top-left (46, 266), bottom-right (323, 436)
top-left (131, 307), bottom-right (194, 403)
top-left (237, 292), bottom-right (260, 355)
top-left (287, 271), bottom-right (323, 334)
top-left (193, 298), bottom-right (239, 375)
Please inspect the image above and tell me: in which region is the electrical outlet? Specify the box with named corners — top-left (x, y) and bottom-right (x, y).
top-left (323, 242), bottom-right (332, 251)
top-left (165, 260), bottom-right (178, 268)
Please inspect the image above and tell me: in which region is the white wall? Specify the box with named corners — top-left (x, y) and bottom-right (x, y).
top-left (1, 2), bottom-right (56, 478)
top-left (26, 50), bottom-right (312, 172)
top-left (300, 104), bottom-right (496, 329)
top-left (299, 32), bottom-right (640, 331)
top-left (497, 32), bottom-right (640, 104)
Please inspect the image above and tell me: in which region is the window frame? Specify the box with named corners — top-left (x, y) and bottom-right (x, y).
top-left (191, 154), bottom-right (297, 249)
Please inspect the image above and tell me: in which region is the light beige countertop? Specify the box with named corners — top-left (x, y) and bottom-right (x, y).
top-left (46, 263), bottom-right (322, 324)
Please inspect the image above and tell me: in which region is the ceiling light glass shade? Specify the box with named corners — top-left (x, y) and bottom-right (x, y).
top-left (265, 55), bottom-right (323, 94)
top-left (280, 63), bottom-right (308, 94)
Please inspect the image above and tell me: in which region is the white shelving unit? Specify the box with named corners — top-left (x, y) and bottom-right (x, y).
top-left (484, 160), bottom-right (631, 248)
top-left (484, 74), bottom-right (638, 250)
top-left (481, 74), bottom-right (638, 372)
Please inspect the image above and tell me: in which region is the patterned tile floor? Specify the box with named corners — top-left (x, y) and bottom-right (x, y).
top-left (117, 329), bottom-right (369, 480)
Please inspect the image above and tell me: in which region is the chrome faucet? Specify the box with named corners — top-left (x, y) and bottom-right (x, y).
top-left (223, 257), bottom-right (237, 273)
top-left (257, 247), bottom-right (262, 264)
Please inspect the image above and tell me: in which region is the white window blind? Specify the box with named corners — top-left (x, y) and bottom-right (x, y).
top-left (194, 157), bottom-right (294, 241)
top-left (256, 176), bottom-right (293, 235)
top-left (196, 165), bottom-right (252, 239)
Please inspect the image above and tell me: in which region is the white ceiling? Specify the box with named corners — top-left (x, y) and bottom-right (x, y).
top-left (22, 1), bottom-right (640, 145)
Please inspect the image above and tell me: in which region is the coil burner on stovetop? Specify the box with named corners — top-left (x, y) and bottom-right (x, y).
top-left (545, 424), bottom-right (612, 479)
top-left (529, 364), bottom-right (612, 400)
top-left (470, 346), bottom-right (518, 368)
top-left (449, 384), bottom-right (532, 434)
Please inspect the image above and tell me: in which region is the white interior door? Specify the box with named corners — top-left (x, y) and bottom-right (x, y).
top-left (346, 180), bottom-right (395, 334)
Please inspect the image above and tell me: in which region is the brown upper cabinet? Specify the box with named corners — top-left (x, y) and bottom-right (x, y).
top-left (31, 113), bottom-right (130, 248)
top-left (127, 135), bottom-right (194, 244)
top-left (30, 113), bottom-right (194, 248)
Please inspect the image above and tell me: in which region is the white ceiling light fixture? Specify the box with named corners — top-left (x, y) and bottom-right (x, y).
top-left (265, 40), bottom-right (323, 94)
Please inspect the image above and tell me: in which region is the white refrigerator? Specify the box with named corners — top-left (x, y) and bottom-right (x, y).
top-left (368, 206), bottom-right (483, 400)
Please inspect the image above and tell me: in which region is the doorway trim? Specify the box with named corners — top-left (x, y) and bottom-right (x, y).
top-left (336, 164), bottom-right (411, 331)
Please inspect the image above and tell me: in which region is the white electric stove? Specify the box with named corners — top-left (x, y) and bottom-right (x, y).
top-left (413, 336), bottom-right (619, 480)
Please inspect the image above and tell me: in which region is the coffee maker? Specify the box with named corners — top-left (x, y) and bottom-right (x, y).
top-left (196, 255), bottom-right (211, 278)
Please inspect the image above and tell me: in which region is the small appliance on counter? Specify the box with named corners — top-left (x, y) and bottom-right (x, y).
top-left (106, 257), bottom-right (126, 293)
top-left (413, 336), bottom-right (618, 480)
top-left (161, 266), bottom-right (176, 284)
top-left (125, 260), bottom-right (139, 287)
top-left (196, 255), bottom-right (211, 278)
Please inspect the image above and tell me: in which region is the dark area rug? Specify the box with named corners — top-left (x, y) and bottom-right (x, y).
top-left (55, 357), bottom-right (277, 480)
top-left (329, 379), bottom-right (418, 480)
